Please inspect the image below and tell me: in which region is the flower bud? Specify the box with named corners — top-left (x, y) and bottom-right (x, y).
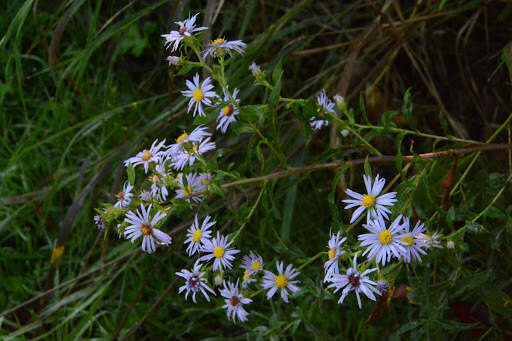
top-left (334, 94), bottom-right (347, 112)
top-left (166, 56), bottom-right (181, 66)
top-left (214, 272), bottom-right (224, 287)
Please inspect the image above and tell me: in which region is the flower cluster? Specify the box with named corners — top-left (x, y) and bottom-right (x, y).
top-left (92, 12), bottom-right (447, 324)
top-left (92, 12), bottom-right (307, 324)
top-left (321, 173), bottom-right (443, 308)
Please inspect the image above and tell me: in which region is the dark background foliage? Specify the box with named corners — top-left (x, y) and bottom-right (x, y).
top-left (1, 0), bottom-right (512, 339)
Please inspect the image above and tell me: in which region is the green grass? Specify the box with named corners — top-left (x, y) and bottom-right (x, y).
top-left (1, 0), bottom-right (512, 339)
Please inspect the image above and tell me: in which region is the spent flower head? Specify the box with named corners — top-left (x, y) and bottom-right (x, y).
top-left (220, 279), bottom-right (252, 323)
top-left (327, 255), bottom-right (380, 309)
top-left (161, 13), bottom-right (207, 51)
top-left (216, 88), bottom-right (240, 134)
top-left (176, 260), bottom-right (215, 303)
top-left (114, 182), bottom-right (134, 208)
top-left (124, 204), bottom-right (171, 254)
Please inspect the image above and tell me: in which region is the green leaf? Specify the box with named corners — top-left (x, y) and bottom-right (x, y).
top-left (240, 104), bottom-right (267, 122)
top-left (127, 163), bottom-right (135, 186)
top-left (482, 289), bottom-right (512, 317)
top-left (176, 62), bottom-right (201, 76)
top-left (401, 88), bottom-right (414, 118)
top-left (466, 221), bottom-right (488, 234)
top-left (485, 207), bottom-right (506, 220)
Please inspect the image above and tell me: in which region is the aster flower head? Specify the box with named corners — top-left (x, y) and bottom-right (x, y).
top-left (240, 251), bottom-right (264, 276)
top-left (216, 88), bottom-right (240, 134)
top-left (172, 137), bottom-right (216, 171)
top-left (150, 164), bottom-right (169, 200)
top-left (203, 38), bottom-right (246, 58)
top-left (161, 13), bottom-right (207, 51)
top-left (175, 173), bottom-right (204, 203)
top-left (123, 204), bottom-right (171, 254)
top-left (167, 125), bottom-right (211, 158)
top-left (333, 94), bottom-right (347, 112)
top-left (241, 269), bottom-right (258, 289)
top-left (327, 254), bottom-right (380, 309)
top-left (310, 89), bottom-right (334, 130)
top-left (342, 174), bottom-right (397, 224)
top-left (399, 218), bottom-right (428, 263)
top-left (324, 231), bottom-right (347, 281)
top-left (139, 190), bottom-right (153, 202)
top-left (176, 260), bottom-right (215, 303)
top-left (198, 232), bottom-right (240, 271)
top-left (198, 173), bottom-right (212, 190)
top-left (220, 279), bottom-right (252, 323)
top-left (358, 215), bottom-right (407, 266)
top-left (249, 62), bottom-right (263, 76)
top-left (94, 215), bottom-right (105, 230)
top-left (114, 182), bottom-right (134, 208)
top-left (262, 261), bottom-right (300, 303)
top-left (184, 215), bottom-right (215, 256)
top-left (124, 139), bottom-right (166, 174)
top-left (182, 73), bottom-right (217, 117)
top-left (166, 55), bottom-right (181, 66)
top-left (417, 231), bottom-right (443, 249)
top-left (376, 280), bottom-right (389, 293)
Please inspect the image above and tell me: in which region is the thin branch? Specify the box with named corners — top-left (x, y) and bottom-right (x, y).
top-left (220, 143), bottom-right (512, 189)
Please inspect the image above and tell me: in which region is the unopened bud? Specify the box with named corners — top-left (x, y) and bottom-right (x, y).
top-left (214, 272), bottom-right (224, 286)
top-left (446, 241), bottom-right (455, 249)
top-left (166, 55), bottom-right (181, 66)
top-left (334, 94), bottom-right (347, 112)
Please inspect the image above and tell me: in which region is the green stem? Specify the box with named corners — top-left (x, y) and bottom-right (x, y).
top-left (249, 121), bottom-right (290, 169)
top-left (231, 185), bottom-right (265, 243)
top-left (328, 113), bottom-right (383, 156)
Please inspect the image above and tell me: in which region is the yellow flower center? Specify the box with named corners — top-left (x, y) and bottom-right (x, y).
top-left (362, 194), bottom-right (376, 208)
top-left (152, 175), bottom-right (159, 183)
top-left (202, 178), bottom-right (210, 185)
top-left (401, 236), bottom-right (414, 246)
top-left (243, 269), bottom-right (251, 281)
top-left (182, 185), bottom-right (193, 196)
top-left (192, 88), bottom-right (204, 102)
top-left (141, 224), bottom-right (152, 236)
top-left (213, 246), bottom-right (225, 258)
top-left (251, 261), bottom-right (261, 271)
top-left (141, 151), bottom-right (152, 161)
top-left (192, 144), bottom-right (199, 152)
top-left (328, 247), bottom-right (337, 260)
top-left (223, 104), bottom-right (234, 116)
top-left (192, 229), bottom-right (203, 242)
top-left (378, 230), bottom-right (393, 245)
top-left (176, 132), bottom-right (188, 143)
top-left (274, 274), bottom-right (288, 289)
top-left (212, 38), bottom-right (225, 45)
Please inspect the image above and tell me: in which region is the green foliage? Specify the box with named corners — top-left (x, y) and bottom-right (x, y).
top-left (1, 0), bottom-right (512, 340)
